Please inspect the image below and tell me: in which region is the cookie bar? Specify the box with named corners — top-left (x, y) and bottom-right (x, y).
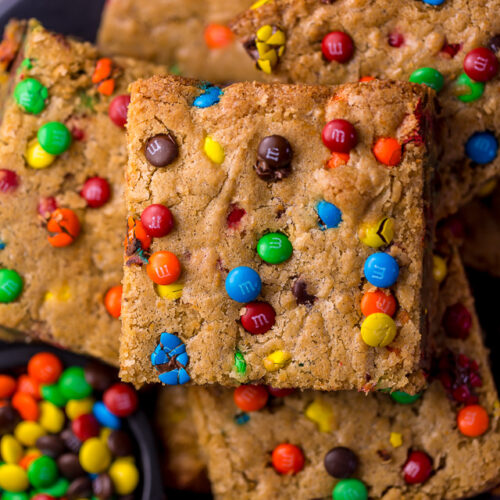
top-left (190, 249), bottom-right (500, 500)
top-left (459, 181), bottom-right (500, 276)
top-left (121, 75), bottom-right (436, 392)
top-left (97, 0), bottom-right (262, 83)
top-left (231, 0), bottom-right (500, 219)
top-left (155, 387), bottom-right (210, 493)
top-left (0, 20), bottom-right (167, 363)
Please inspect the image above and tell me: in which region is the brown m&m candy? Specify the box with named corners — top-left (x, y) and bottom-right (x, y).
top-left (57, 453), bottom-right (86, 479)
top-left (93, 473), bottom-right (114, 499)
top-left (324, 446), bottom-right (359, 478)
top-left (145, 133), bottom-right (178, 167)
top-left (255, 135), bottom-right (293, 181)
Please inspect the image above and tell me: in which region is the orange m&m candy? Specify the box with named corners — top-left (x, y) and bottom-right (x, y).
top-left (0, 374), bottom-right (16, 398)
top-left (146, 251), bottom-right (181, 285)
top-left (46, 208), bottom-right (80, 247)
top-left (105, 285), bottom-right (122, 318)
top-left (125, 217), bottom-right (151, 253)
top-left (272, 443), bottom-right (305, 475)
top-left (12, 391), bottom-right (39, 421)
top-left (17, 375), bottom-right (40, 400)
top-left (372, 137), bottom-right (402, 166)
top-left (361, 290), bottom-right (397, 317)
top-left (92, 58), bottom-right (113, 84)
top-left (204, 24), bottom-right (234, 49)
top-left (457, 404), bottom-right (489, 437)
top-left (28, 352), bottom-right (63, 384)
top-left (233, 385), bottom-right (268, 412)
top-left (326, 152), bottom-right (349, 170)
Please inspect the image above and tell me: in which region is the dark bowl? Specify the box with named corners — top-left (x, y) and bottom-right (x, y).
top-left (0, 343), bottom-right (164, 500)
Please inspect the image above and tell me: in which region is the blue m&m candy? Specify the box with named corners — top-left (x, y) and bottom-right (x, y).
top-left (421, 0), bottom-right (444, 4)
top-left (151, 332), bottom-right (190, 385)
top-left (364, 252), bottom-right (399, 288)
top-left (93, 401), bottom-right (121, 430)
top-left (316, 201), bottom-right (342, 230)
top-left (193, 85), bottom-right (223, 108)
top-left (465, 132), bottom-right (498, 164)
top-left (225, 266), bottom-right (262, 302)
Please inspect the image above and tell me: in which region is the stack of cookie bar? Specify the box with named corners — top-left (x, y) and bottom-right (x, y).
top-left (0, 0), bottom-right (498, 498)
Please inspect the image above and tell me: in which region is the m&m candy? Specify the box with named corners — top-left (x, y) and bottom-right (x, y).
top-left (240, 301), bottom-right (276, 334)
top-left (316, 200), bottom-right (342, 229)
top-left (0, 269), bottom-right (23, 303)
top-left (257, 233), bottom-right (293, 264)
top-left (271, 443), bottom-right (305, 475)
top-left (465, 131), bottom-right (498, 164)
top-left (37, 122), bottom-right (72, 155)
top-left (363, 252), bottom-right (399, 288)
top-left (225, 266), bottom-right (262, 302)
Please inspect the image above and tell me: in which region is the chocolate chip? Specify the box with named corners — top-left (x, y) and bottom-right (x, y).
top-left (57, 453), bottom-right (86, 479)
top-left (255, 135), bottom-right (293, 181)
top-left (0, 404), bottom-right (20, 434)
top-left (67, 476), bottom-right (93, 499)
top-left (84, 360), bottom-right (117, 392)
top-left (107, 429), bottom-right (133, 457)
top-left (487, 34), bottom-right (500, 53)
top-left (145, 133), bottom-right (178, 167)
top-left (36, 435), bottom-right (66, 458)
top-left (324, 447), bottom-right (359, 478)
top-left (93, 473), bottom-right (114, 500)
top-left (292, 278), bottom-right (316, 306)
top-left (60, 428), bottom-right (82, 453)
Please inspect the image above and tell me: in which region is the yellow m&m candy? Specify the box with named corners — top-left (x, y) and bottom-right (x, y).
top-left (360, 313), bottom-right (397, 347)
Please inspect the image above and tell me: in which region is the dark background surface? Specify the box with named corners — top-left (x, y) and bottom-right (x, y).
top-left (0, 0), bottom-right (499, 498)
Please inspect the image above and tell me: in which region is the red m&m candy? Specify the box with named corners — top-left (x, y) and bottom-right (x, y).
top-left (37, 197), bottom-right (57, 218)
top-left (233, 385), bottom-right (268, 412)
top-left (80, 177), bottom-right (111, 208)
top-left (0, 169), bottom-right (19, 193)
top-left (141, 204), bottom-right (174, 237)
top-left (402, 450), bottom-right (433, 484)
top-left (272, 443), bottom-right (305, 475)
top-left (108, 94), bottom-right (131, 127)
top-left (240, 301), bottom-right (276, 334)
top-left (268, 387), bottom-right (295, 398)
top-left (72, 413), bottom-right (100, 441)
top-left (443, 303), bottom-right (472, 339)
top-left (321, 31), bottom-right (354, 63)
top-left (103, 383), bottom-right (138, 417)
top-left (322, 119), bottom-right (357, 153)
top-left (463, 47), bottom-right (499, 82)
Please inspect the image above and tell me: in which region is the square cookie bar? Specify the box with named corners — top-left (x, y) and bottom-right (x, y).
top-left (121, 75), bottom-right (436, 392)
top-left (0, 20), bottom-right (167, 363)
top-left (231, 0), bottom-right (500, 218)
top-left (97, 0), bottom-right (262, 83)
top-left (190, 249), bottom-right (500, 500)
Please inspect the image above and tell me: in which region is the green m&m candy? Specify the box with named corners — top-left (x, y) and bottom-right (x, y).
top-left (1, 493), bottom-right (29, 500)
top-left (35, 477), bottom-right (69, 497)
top-left (27, 456), bottom-right (58, 489)
top-left (333, 478), bottom-right (368, 500)
top-left (0, 269), bottom-right (23, 303)
top-left (37, 122), bottom-right (71, 155)
top-left (40, 384), bottom-right (68, 407)
top-left (13, 78), bottom-right (48, 114)
top-left (454, 72), bottom-right (485, 102)
top-left (257, 232), bottom-right (293, 264)
top-left (58, 366), bottom-right (92, 400)
top-left (390, 390), bottom-right (422, 404)
top-left (409, 67), bottom-right (444, 92)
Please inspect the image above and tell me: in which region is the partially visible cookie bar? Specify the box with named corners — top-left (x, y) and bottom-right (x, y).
top-left (231, 0), bottom-right (500, 218)
top-left (155, 387), bottom-right (210, 493)
top-left (459, 181), bottom-right (500, 276)
top-left (121, 75), bottom-right (436, 392)
top-left (190, 249), bottom-right (500, 500)
top-left (0, 20), bottom-right (167, 363)
top-left (97, 0), bottom-right (262, 82)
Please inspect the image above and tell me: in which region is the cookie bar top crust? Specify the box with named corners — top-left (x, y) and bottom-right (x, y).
top-left (230, 0), bottom-right (500, 218)
top-left (121, 75), bottom-right (436, 391)
top-left (97, 0), bottom-right (262, 83)
top-left (0, 20), bottom-right (167, 363)
top-left (189, 249), bottom-right (500, 500)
